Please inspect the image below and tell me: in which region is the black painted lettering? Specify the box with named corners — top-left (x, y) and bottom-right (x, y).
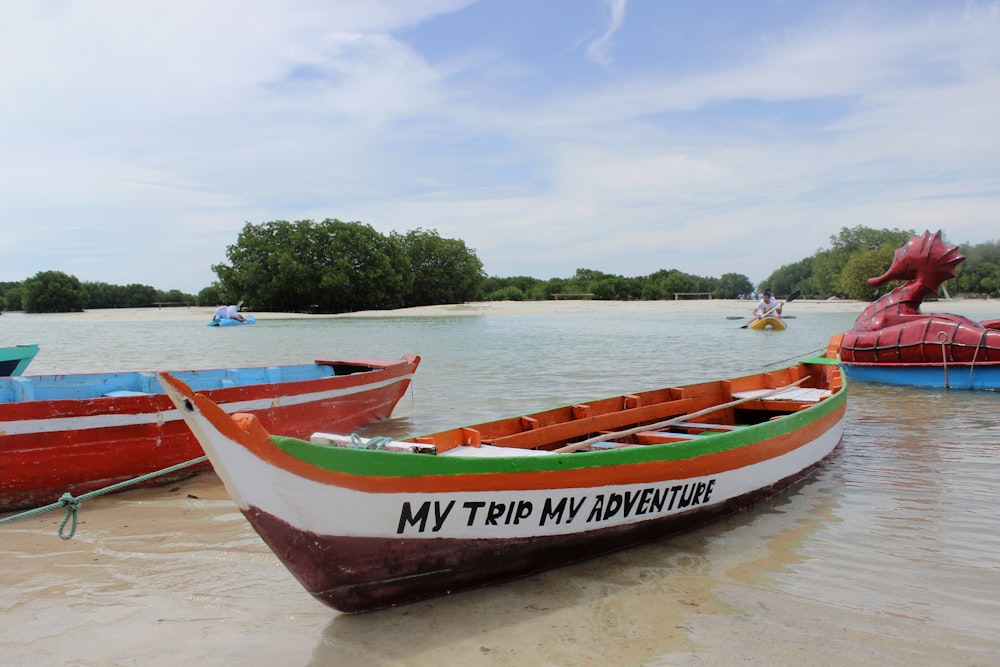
top-left (515, 500), bottom-right (533, 524)
top-left (602, 493), bottom-right (623, 521)
top-left (567, 496), bottom-right (587, 522)
top-left (486, 501), bottom-right (506, 525)
top-left (397, 501), bottom-right (430, 534)
top-left (704, 479), bottom-right (716, 502)
top-left (637, 487), bottom-right (653, 515)
top-left (677, 483), bottom-right (696, 508)
top-left (622, 490), bottom-right (640, 517)
top-left (587, 495), bottom-right (605, 522)
top-left (432, 500), bottom-right (455, 531)
top-left (540, 497), bottom-right (567, 526)
top-left (691, 482), bottom-right (707, 505)
top-left (667, 485), bottom-right (683, 510)
top-left (463, 501), bottom-right (486, 526)
top-left (650, 488), bottom-right (667, 513)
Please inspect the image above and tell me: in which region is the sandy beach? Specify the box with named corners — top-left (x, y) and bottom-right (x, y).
top-left (48, 296), bottom-right (1000, 322)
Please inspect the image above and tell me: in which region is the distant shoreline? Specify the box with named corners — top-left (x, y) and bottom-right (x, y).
top-left (8, 297), bottom-right (1000, 322)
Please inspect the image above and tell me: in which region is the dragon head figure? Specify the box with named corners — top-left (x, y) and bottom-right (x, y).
top-left (868, 230), bottom-right (965, 293)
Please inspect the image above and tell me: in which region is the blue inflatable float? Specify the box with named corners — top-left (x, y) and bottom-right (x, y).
top-left (208, 315), bottom-right (256, 327)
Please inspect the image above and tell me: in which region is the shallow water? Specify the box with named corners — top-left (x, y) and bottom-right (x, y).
top-left (2, 308), bottom-right (999, 665)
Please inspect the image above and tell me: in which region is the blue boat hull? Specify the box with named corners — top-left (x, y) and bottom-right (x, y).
top-left (841, 362), bottom-right (1000, 391)
top-left (208, 315), bottom-right (257, 327)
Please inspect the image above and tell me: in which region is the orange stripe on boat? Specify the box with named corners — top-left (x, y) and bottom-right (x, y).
top-left (191, 374), bottom-right (844, 494)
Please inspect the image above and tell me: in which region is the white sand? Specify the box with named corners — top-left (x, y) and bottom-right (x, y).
top-left (51, 297), bottom-right (1000, 322)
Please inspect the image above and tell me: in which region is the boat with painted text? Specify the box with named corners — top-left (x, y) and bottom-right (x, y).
top-left (160, 347), bottom-right (845, 612)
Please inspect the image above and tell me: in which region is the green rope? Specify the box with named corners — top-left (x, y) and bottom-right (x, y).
top-left (762, 346), bottom-right (826, 368)
top-left (0, 455), bottom-right (208, 540)
top-left (347, 433), bottom-right (394, 450)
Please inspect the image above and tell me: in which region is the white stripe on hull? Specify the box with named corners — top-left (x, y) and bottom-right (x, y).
top-left (201, 417), bottom-right (843, 541)
top-left (0, 374), bottom-right (412, 436)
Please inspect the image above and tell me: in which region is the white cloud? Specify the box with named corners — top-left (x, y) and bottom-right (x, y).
top-left (1, 1), bottom-right (998, 293)
top-left (585, 0), bottom-right (627, 69)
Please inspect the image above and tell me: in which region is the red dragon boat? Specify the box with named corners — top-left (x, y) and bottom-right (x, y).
top-left (837, 230), bottom-right (1000, 390)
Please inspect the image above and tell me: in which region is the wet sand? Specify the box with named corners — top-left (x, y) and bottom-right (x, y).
top-left (5, 470), bottom-right (990, 667)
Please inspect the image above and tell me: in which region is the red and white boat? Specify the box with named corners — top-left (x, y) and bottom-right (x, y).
top-left (161, 349), bottom-right (845, 613)
top-left (0, 355), bottom-right (419, 512)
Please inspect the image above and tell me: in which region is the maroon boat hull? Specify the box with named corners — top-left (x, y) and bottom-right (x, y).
top-left (244, 459), bottom-right (830, 613)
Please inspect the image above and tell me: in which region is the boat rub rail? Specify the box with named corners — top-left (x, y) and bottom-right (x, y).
top-left (312, 363), bottom-right (839, 457)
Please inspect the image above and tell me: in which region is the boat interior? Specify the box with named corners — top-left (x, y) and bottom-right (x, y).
top-left (312, 361), bottom-right (841, 457)
top-left (0, 362), bottom-right (373, 403)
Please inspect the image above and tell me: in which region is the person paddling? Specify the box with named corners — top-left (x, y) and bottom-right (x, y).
top-left (753, 288), bottom-right (782, 322)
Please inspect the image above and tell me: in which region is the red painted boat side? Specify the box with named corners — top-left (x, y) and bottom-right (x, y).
top-left (841, 316), bottom-right (1000, 365)
top-left (0, 355), bottom-right (419, 511)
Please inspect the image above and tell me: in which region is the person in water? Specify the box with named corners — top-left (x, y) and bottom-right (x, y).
top-left (753, 288), bottom-right (782, 320)
top-left (225, 302), bottom-right (246, 322)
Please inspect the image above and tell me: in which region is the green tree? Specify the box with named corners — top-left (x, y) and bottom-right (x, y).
top-left (660, 269), bottom-right (698, 298)
top-left (761, 256), bottom-right (817, 298)
top-left (214, 220), bottom-right (318, 311)
top-left (82, 281), bottom-right (118, 308)
top-left (120, 284), bottom-right (159, 308)
top-left (541, 277), bottom-right (570, 300)
top-left (318, 220), bottom-right (409, 312)
top-left (483, 275), bottom-right (545, 301)
top-left (840, 246), bottom-right (898, 300)
top-left (716, 273), bottom-right (754, 299)
top-left (490, 285), bottom-right (526, 301)
top-left (23, 271), bottom-right (89, 313)
top-left (395, 229), bottom-right (484, 306)
top-left (815, 226), bottom-right (914, 297)
top-left (4, 286), bottom-right (24, 311)
top-left (197, 284), bottom-right (223, 307)
top-left (215, 219), bottom-right (413, 313)
top-left (954, 239), bottom-right (1000, 296)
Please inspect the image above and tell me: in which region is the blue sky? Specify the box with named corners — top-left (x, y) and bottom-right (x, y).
top-left (2, 1), bottom-right (999, 294)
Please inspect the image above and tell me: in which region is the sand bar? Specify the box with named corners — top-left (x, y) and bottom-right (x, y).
top-left (25, 296), bottom-right (1000, 322)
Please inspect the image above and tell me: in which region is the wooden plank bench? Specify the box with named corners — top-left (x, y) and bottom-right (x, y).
top-left (486, 397), bottom-right (700, 450)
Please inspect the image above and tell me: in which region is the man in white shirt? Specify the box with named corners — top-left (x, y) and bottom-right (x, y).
top-left (225, 302), bottom-right (246, 322)
top-left (753, 289), bottom-right (782, 320)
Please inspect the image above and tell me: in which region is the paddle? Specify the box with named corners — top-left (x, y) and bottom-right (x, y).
top-left (554, 376), bottom-right (809, 454)
top-left (741, 289), bottom-right (800, 329)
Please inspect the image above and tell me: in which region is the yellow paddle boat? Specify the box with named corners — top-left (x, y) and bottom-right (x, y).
top-left (740, 289), bottom-right (798, 331)
top-left (748, 316), bottom-right (787, 331)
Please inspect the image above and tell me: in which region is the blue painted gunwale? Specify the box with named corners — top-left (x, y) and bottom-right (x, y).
top-left (0, 362), bottom-right (337, 404)
top-left (841, 361), bottom-right (1000, 391)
